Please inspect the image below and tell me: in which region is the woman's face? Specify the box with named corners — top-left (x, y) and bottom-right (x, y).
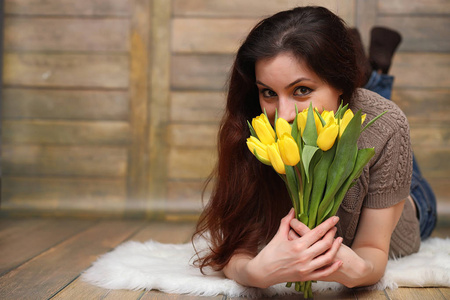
top-left (255, 52), bottom-right (342, 124)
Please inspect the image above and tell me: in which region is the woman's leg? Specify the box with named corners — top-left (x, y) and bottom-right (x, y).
top-left (355, 26), bottom-right (438, 239)
top-left (410, 156), bottom-right (438, 239)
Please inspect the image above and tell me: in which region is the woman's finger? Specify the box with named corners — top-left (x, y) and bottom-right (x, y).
top-left (308, 260), bottom-right (343, 281)
top-left (288, 229), bottom-right (300, 241)
top-left (289, 218), bottom-right (310, 236)
top-left (275, 208), bottom-right (295, 240)
top-left (309, 236), bottom-right (343, 270)
top-left (299, 216), bottom-right (339, 246)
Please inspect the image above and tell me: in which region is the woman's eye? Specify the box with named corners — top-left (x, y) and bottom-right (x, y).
top-left (294, 86), bottom-right (312, 96)
top-left (261, 89), bottom-right (277, 97)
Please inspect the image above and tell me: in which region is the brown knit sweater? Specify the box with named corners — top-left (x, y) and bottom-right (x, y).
top-left (336, 88), bottom-right (420, 258)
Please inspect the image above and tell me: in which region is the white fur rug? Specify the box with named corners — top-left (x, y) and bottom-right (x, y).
top-left (82, 237), bottom-right (450, 298)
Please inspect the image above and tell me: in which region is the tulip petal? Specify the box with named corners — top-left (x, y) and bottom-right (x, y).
top-left (246, 136), bottom-right (271, 165)
top-left (278, 133), bottom-right (300, 166)
top-left (317, 123), bottom-right (339, 151)
top-left (267, 143), bottom-right (286, 174)
top-left (253, 114), bottom-right (276, 144)
top-left (276, 118), bottom-right (292, 139)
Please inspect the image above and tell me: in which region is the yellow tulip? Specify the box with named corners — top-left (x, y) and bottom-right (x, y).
top-left (339, 110), bottom-right (366, 137)
top-left (317, 122), bottom-right (339, 151)
top-left (313, 110), bottom-right (323, 134)
top-left (267, 143), bottom-right (286, 174)
top-left (252, 114), bottom-right (276, 145)
top-left (246, 136), bottom-right (270, 164)
top-left (278, 133), bottom-right (301, 166)
top-left (321, 110), bottom-right (336, 125)
top-left (297, 110), bottom-right (308, 136)
top-left (339, 109), bottom-right (354, 138)
top-left (276, 118), bottom-right (292, 139)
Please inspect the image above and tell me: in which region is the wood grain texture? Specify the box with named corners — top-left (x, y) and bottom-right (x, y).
top-left (2, 177), bottom-right (127, 211)
top-left (173, 0), bottom-right (305, 17)
top-left (4, 0), bottom-right (131, 16)
top-left (167, 124), bottom-right (218, 147)
top-left (52, 221), bottom-right (194, 299)
top-left (385, 287), bottom-right (446, 300)
top-left (428, 178), bottom-right (450, 203)
top-left (62, 278), bottom-right (147, 299)
top-left (170, 91), bottom-right (225, 122)
top-left (166, 180), bottom-right (208, 213)
top-left (171, 18), bottom-right (256, 54)
top-left (0, 220), bottom-right (144, 300)
top-left (1, 0), bottom-right (448, 217)
top-left (375, 16), bottom-right (450, 52)
top-left (378, 0), bottom-right (450, 15)
top-left (390, 53), bottom-right (450, 89)
top-left (2, 88), bottom-right (129, 121)
top-left (168, 148), bottom-right (216, 180)
top-left (0, 218), bottom-right (95, 275)
top-left (392, 89), bottom-right (450, 123)
top-left (146, 0), bottom-right (172, 210)
top-left (2, 145), bottom-right (127, 177)
top-left (3, 120), bottom-right (131, 145)
top-left (4, 17), bottom-right (130, 52)
top-left (0, 219), bottom-right (449, 299)
top-left (172, 0), bottom-right (355, 24)
top-left (3, 52), bottom-right (129, 88)
top-left (126, 0), bottom-right (151, 206)
top-left (410, 124), bottom-right (450, 147)
top-left (413, 147), bottom-right (450, 179)
top-left (355, 0), bottom-right (377, 49)
top-left (171, 54), bottom-right (233, 91)
top-left (53, 278), bottom-right (145, 300)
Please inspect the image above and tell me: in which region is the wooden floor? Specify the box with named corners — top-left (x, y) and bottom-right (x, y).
top-left (0, 217), bottom-right (449, 300)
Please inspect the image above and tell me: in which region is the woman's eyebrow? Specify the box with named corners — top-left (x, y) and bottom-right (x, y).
top-left (285, 77), bottom-right (314, 89)
top-left (255, 80), bottom-right (270, 88)
top-left (255, 78), bottom-right (315, 89)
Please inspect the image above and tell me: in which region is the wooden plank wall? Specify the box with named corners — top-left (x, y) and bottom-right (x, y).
top-left (358, 0), bottom-right (450, 214)
top-left (1, 0), bottom-right (133, 215)
top-left (1, 0), bottom-right (449, 218)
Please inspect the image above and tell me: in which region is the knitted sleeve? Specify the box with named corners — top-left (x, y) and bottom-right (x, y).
top-left (360, 93), bottom-right (414, 208)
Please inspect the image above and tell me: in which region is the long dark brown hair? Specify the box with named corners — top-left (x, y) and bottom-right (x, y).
top-left (193, 6), bottom-right (359, 272)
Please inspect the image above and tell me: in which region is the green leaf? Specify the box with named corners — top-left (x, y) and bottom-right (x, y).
top-left (285, 165), bottom-right (300, 214)
top-left (301, 145), bottom-right (319, 183)
top-left (361, 110), bottom-right (387, 133)
top-left (307, 143), bottom-right (336, 228)
top-left (247, 120), bottom-right (257, 138)
top-left (291, 113), bottom-right (299, 143)
top-left (272, 109), bottom-right (278, 142)
top-left (299, 213), bottom-right (309, 225)
top-left (303, 149), bottom-right (322, 215)
top-left (335, 103), bottom-right (349, 120)
top-left (302, 102), bottom-right (318, 146)
top-left (327, 147), bottom-right (375, 218)
top-left (317, 110), bottom-right (362, 223)
top-left (253, 149), bottom-right (271, 166)
top-left (314, 108), bottom-right (326, 127)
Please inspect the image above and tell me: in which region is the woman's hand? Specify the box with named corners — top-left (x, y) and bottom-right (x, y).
top-left (288, 202), bottom-right (406, 288)
top-left (239, 209), bottom-right (343, 288)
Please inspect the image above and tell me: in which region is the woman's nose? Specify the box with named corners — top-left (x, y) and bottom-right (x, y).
top-left (277, 98), bottom-right (296, 123)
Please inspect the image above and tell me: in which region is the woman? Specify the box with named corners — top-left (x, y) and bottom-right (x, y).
top-left (193, 6), bottom-right (436, 289)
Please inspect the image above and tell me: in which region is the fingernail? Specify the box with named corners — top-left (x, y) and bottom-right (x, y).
top-left (333, 216), bottom-right (339, 223)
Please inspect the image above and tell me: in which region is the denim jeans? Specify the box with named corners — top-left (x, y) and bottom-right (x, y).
top-left (364, 71), bottom-right (394, 100)
top-left (364, 71), bottom-right (438, 239)
top-left (410, 156), bottom-right (437, 239)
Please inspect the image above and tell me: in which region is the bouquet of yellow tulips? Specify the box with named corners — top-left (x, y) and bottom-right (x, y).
top-left (246, 102), bottom-right (385, 298)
